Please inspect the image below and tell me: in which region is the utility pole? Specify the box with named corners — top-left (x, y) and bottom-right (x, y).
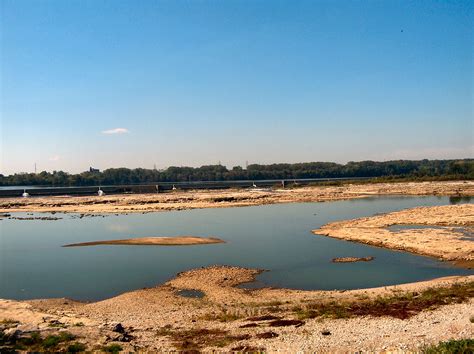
top-left (34, 163), bottom-right (37, 174)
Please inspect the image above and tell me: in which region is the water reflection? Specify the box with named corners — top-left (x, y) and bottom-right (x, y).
top-left (449, 196), bottom-right (472, 205)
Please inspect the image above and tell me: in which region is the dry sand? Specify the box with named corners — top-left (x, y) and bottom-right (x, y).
top-left (62, 236), bottom-right (224, 247)
top-left (314, 204), bottom-right (474, 266)
top-left (1, 266), bottom-right (473, 352)
top-left (0, 180), bottom-right (472, 214)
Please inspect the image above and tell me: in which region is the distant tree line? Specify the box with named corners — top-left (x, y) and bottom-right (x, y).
top-left (0, 159), bottom-right (473, 187)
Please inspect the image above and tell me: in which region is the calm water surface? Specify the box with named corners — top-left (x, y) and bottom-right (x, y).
top-left (0, 196), bottom-right (472, 301)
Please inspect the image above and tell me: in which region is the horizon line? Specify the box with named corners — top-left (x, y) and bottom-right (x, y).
top-left (2, 157), bottom-right (473, 177)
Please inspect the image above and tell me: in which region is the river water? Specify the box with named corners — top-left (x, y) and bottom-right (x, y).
top-left (0, 196), bottom-right (471, 301)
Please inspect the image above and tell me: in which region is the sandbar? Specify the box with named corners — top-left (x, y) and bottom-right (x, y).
top-left (63, 236), bottom-right (225, 247)
top-left (314, 204), bottom-right (474, 265)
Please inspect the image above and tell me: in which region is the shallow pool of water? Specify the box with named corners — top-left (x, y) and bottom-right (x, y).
top-left (388, 224), bottom-right (474, 241)
top-left (0, 196), bottom-right (472, 301)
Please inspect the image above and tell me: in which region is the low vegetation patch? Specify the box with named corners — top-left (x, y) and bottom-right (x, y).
top-left (0, 319), bottom-right (19, 327)
top-left (102, 343), bottom-right (123, 353)
top-left (0, 319), bottom-right (20, 332)
top-left (156, 326), bottom-right (250, 350)
top-left (423, 339), bottom-right (474, 354)
top-left (48, 321), bottom-right (68, 328)
top-left (202, 310), bottom-right (243, 322)
top-left (296, 282), bottom-right (474, 320)
top-left (67, 342), bottom-right (87, 353)
top-left (232, 344), bottom-right (265, 352)
top-left (0, 330), bottom-right (77, 352)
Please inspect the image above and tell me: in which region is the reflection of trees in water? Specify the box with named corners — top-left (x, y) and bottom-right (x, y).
top-left (449, 196), bottom-right (472, 205)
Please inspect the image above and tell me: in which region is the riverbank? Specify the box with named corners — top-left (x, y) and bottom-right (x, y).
top-left (313, 204), bottom-right (474, 267)
top-left (0, 181), bottom-right (472, 214)
top-left (1, 266), bottom-right (473, 352)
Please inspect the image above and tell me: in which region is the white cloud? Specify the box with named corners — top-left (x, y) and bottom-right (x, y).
top-left (49, 155), bottom-right (60, 161)
top-left (102, 128), bottom-right (129, 135)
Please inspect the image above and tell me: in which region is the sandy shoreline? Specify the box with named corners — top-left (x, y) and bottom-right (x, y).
top-left (0, 180), bottom-right (472, 214)
top-left (62, 236), bottom-right (225, 247)
top-left (1, 266), bottom-right (473, 352)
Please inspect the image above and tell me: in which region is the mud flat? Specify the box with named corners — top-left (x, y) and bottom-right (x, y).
top-left (62, 236), bottom-right (224, 247)
top-left (1, 266), bottom-right (473, 352)
top-left (314, 204), bottom-right (474, 266)
top-left (0, 180), bottom-right (472, 214)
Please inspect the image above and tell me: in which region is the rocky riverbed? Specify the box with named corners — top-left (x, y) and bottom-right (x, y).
top-left (1, 266), bottom-right (473, 352)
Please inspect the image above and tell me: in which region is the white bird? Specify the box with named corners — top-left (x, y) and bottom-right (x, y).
top-left (98, 187), bottom-right (105, 196)
top-left (172, 184), bottom-right (177, 191)
top-left (22, 189), bottom-right (30, 198)
top-left (252, 182), bottom-right (257, 188)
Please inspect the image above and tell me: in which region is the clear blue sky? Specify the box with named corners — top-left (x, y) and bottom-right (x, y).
top-left (1, 0), bottom-right (472, 175)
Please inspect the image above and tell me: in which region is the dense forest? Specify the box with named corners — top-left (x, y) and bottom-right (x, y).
top-left (0, 159), bottom-right (473, 187)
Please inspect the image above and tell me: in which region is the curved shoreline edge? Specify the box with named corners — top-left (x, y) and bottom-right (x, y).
top-left (313, 204), bottom-right (474, 268)
top-left (1, 266), bottom-right (473, 352)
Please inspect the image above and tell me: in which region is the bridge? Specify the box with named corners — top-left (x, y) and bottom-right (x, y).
top-left (0, 177), bottom-right (369, 198)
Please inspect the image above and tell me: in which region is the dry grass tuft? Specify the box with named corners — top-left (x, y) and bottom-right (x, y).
top-left (156, 326), bottom-right (250, 350)
top-left (296, 282), bottom-right (474, 320)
